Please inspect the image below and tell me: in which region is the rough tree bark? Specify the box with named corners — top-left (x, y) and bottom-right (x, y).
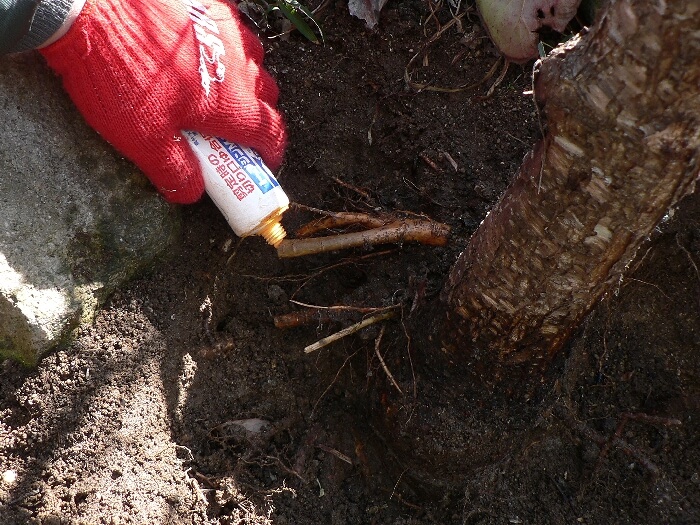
top-left (442, 0), bottom-right (700, 386)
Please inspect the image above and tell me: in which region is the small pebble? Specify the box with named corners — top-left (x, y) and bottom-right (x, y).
top-left (2, 470), bottom-right (17, 485)
top-left (267, 284), bottom-right (287, 304)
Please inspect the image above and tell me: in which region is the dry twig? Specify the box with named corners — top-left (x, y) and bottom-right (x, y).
top-left (404, 5), bottom-right (484, 93)
top-left (304, 311), bottom-right (395, 353)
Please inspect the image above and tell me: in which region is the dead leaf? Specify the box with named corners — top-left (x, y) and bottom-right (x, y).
top-left (476, 0), bottom-right (581, 63)
top-left (348, 0), bottom-right (390, 29)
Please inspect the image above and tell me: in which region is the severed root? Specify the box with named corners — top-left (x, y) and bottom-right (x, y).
top-left (277, 219), bottom-right (450, 258)
top-left (274, 308), bottom-right (338, 329)
top-left (274, 303), bottom-right (397, 329)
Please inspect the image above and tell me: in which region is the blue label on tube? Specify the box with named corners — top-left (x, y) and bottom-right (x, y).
top-left (220, 139), bottom-right (280, 194)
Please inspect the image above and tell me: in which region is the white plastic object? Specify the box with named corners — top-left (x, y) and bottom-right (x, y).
top-left (183, 130), bottom-right (289, 247)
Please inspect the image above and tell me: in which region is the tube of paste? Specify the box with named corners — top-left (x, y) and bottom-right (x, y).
top-left (183, 130), bottom-right (288, 247)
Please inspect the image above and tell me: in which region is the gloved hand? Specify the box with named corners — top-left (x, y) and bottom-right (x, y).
top-left (40, 0), bottom-right (286, 204)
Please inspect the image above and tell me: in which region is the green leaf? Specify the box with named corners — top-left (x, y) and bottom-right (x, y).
top-left (275, 1), bottom-right (321, 44)
top-left (291, 1), bottom-right (324, 43)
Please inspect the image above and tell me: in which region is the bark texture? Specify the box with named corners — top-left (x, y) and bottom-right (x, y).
top-left (442, 0), bottom-right (700, 384)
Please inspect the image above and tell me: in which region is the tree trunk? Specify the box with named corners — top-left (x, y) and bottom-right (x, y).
top-left (442, 0), bottom-right (700, 386)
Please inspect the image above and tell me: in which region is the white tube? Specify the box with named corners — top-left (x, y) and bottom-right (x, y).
top-left (183, 130), bottom-right (289, 247)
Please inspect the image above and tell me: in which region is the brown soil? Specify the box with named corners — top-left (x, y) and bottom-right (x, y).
top-left (2, 2), bottom-right (699, 524)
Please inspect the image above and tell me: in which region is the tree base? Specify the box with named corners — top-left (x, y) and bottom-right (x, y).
top-left (364, 302), bottom-right (552, 498)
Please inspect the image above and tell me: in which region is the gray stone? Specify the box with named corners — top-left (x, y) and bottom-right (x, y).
top-left (0, 53), bottom-right (180, 365)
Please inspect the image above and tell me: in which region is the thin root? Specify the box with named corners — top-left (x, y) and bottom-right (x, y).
top-left (331, 177), bottom-right (372, 201)
top-left (677, 234), bottom-right (700, 284)
top-left (374, 325), bottom-right (404, 395)
top-left (316, 443), bottom-right (354, 465)
top-left (312, 349), bottom-right (361, 416)
top-left (555, 404), bottom-right (681, 477)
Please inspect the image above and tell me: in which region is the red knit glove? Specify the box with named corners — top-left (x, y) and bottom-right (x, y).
top-left (40, 0), bottom-right (286, 204)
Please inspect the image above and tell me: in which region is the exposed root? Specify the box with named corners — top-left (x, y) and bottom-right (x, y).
top-left (418, 151), bottom-right (443, 173)
top-left (239, 249), bottom-right (393, 286)
top-left (677, 234), bottom-right (700, 285)
top-left (274, 308), bottom-right (339, 330)
top-left (274, 302), bottom-right (398, 329)
top-left (312, 348), bottom-right (361, 415)
top-left (315, 443), bottom-right (353, 465)
top-left (197, 295), bottom-right (235, 358)
top-left (403, 0), bottom-right (509, 99)
top-left (405, 48), bottom-right (499, 95)
top-left (289, 250), bottom-right (393, 299)
top-left (594, 412), bottom-right (682, 474)
top-left (293, 209), bottom-right (390, 238)
top-left (276, 217), bottom-right (450, 258)
top-left (400, 315), bottom-right (418, 399)
top-left (225, 237), bottom-right (245, 266)
top-left (481, 59), bottom-right (511, 99)
top-left (200, 296), bottom-right (215, 344)
top-left (289, 300), bottom-right (396, 313)
top-left (330, 176), bottom-right (372, 201)
top-left (554, 404), bottom-right (682, 477)
top-left (404, 1), bottom-right (496, 94)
